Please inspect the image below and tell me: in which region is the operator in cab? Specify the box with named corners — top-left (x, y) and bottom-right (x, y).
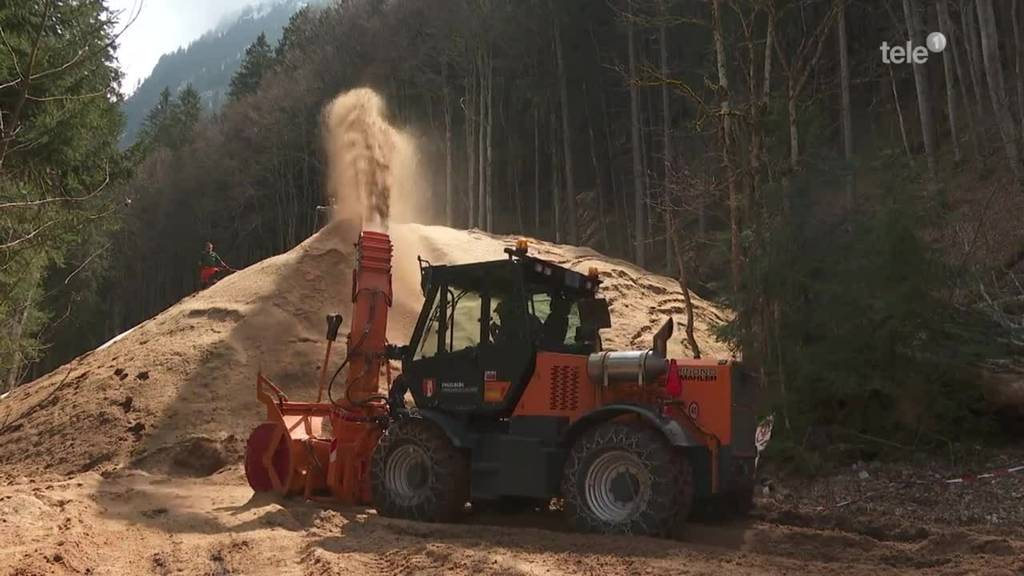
top-left (491, 297), bottom-right (541, 344)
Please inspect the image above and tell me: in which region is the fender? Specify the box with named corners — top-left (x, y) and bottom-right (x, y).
top-left (415, 408), bottom-right (473, 448)
top-left (564, 404), bottom-right (702, 448)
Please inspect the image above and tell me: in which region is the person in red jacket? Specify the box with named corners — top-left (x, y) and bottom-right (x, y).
top-left (198, 241), bottom-right (231, 289)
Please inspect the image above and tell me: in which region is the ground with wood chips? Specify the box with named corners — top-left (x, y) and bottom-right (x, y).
top-left (1, 222), bottom-right (1021, 575)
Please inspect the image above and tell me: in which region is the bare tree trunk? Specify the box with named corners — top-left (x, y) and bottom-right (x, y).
top-left (551, 110), bottom-right (562, 242)
top-left (933, 1), bottom-right (961, 163)
top-left (776, 4), bottom-right (831, 177)
top-left (711, 0), bottom-right (740, 292)
top-left (962, 1), bottom-right (987, 120)
top-left (1014, 0), bottom-right (1024, 141)
top-left (466, 65), bottom-right (476, 228)
top-left (889, 65), bottom-right (914, 162)
top-left (939, 0), bottom-right (981, 161)
top-left (838, 1), bottom-right (855, 204)
top-left (749, 10), bottom-right (773, 225)
top-left (513, 161), bottom-right (523, 232)
top-left (590, 22), bottom-right (629, 254)
top-left (477, 51), bottom-right (487, 230)
top-left (534, 107), bottom-right (541, 233)
top-left (902, 0), bottom-right (940, 195)
top-left (443, 61), bottom-right (454, 225)
top-left (642, 88), bottom-right (655, 253)
top-left (762, 11), bottom-right (773, 107)
top-left (669, 214), bottom-right (700, 359)
top-left (485, 53), bottom-right (494, 231)
top-left (976, 0), bottom-right (1024, 185)
top-left (605, 97), bottom-right (629, 254)
top-left (554, 15), bottom-right (578, 244)
top-left (659, 10), bottom-right (674, 275)
top-left (627, 3), bottom-right (646, 266)
top-left (584, 84), bottom-right (609, 251)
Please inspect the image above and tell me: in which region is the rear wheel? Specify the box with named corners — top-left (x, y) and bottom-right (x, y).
top-left (371, 418), bottom-right (469, 523)
top-left (562, 423), bottom-right (692, 536)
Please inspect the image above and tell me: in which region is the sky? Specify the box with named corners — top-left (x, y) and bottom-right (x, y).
top-left (106, 0), bottom-right (260, 94)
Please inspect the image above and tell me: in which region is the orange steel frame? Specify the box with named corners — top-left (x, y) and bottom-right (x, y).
top-left (248, 231), bottom-right (392, 504)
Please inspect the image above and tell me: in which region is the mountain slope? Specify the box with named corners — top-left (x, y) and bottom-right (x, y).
top-left (119, 0), bottom-right (310, 147)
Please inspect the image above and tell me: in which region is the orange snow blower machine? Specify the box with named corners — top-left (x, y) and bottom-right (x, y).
top-left (244, 230), bottom-right (392, 503)
top-left (245, 230), bottom-right (758, 536)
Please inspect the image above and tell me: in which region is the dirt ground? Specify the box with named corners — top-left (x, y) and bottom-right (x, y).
top-left (1, 222), bottom-right (1022, 575)
top-left (2, 466), bottom-right (1022, 576)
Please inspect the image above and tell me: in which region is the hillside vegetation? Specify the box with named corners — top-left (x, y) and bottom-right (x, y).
top-left (2, 0), bottom-right (1023, 453)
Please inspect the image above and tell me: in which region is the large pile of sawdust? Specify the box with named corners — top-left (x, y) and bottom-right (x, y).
top-left (0, 221), bottom-right (732, 478)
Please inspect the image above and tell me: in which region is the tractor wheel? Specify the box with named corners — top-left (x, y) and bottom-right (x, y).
top-left (562, 423), bottom-right (693, 537)
top-left (371, 418), bottom-right (469, 523)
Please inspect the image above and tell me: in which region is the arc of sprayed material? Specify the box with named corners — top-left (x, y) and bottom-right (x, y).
top-left (324, 88), bottom-right (407, 230)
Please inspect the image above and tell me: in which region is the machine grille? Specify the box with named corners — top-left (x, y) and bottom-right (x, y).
top-left (548, 365), bottom-right (580, 411)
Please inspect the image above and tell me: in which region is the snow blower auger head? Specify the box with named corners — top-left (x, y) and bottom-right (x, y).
top-left (245, 230), bottom-right (393, 504)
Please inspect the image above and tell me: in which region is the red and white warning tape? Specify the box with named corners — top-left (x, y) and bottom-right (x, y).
top-left (944, 464), bottom-right (1024, 484)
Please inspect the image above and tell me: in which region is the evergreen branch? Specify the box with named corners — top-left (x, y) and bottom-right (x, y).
top-left (0, 243), bottom-right (111, 318)
top-left (62, 240), bottom-right (109, 284)
top-left (0, 219), bottom-right (57, 250)
top-left (25, 89), bottom-right (107, 102)
top-left (0, 167), bottom-right (110, 210)
top-left (0, 0), bottom-right (54, 170)
top-left (28, 0), bottom-right (143, 84)
top-left (27, 48), bottom-right (89, 82)
top-left (0, 25), bottom-right (23, 80)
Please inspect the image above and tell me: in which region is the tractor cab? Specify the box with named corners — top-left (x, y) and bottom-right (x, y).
top-left (399, 243), bottom-right (611, 416)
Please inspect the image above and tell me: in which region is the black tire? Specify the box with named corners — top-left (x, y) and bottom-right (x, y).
top-left (371, 418), bottom-right (469, 523)
top-left (561, 422), bottom-right (693, 537)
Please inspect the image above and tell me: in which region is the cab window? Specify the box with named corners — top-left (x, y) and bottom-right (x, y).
top-left (447, 289), bottom-right (483, 352)
top-left (530, 292), bottom-right (582, 347)
top-left (414, 286), bottom-right (486, 360)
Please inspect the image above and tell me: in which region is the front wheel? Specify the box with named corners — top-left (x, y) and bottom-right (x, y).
top-left (562, 423), bottom-right (692, 536)
top-left (371, 418), bottom-right (469, 523)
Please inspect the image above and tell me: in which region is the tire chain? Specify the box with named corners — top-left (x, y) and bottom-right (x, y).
top-left (371, 418), bottom-right (469, 523)
top-left (561, 422), bottom-right (693, 536)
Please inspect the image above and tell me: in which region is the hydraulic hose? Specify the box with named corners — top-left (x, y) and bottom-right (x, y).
top-left (327, 289), bottom-right (381, 407)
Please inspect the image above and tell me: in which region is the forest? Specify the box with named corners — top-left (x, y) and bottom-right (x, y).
top-left (2, 0), bottom-right (1023, 449)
